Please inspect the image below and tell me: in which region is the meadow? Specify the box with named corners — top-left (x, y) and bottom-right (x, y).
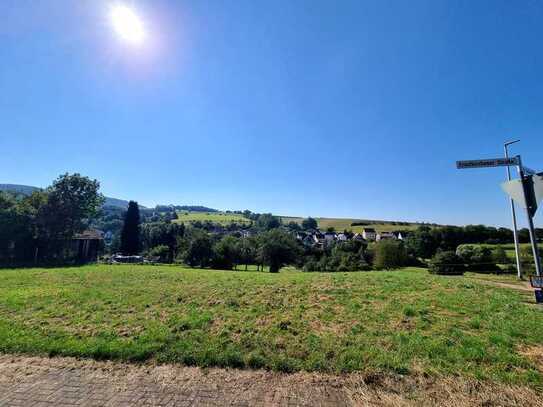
top-left (0, 265), bottom-right (542, 387)
top-left (174, 211), bottom-right (251, 225)
top-left (280, 216), bottom-right (424, 233)
top-left (172, 211), bottom-right (425, 232)
top-left (458, 243), bottom-right (534, 260)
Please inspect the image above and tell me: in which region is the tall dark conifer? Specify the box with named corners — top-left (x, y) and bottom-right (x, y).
top-left (120, 201), bottom-right (141, 255)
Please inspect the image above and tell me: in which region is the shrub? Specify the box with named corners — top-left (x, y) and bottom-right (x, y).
top-left (456, 245), bottom-right (497, 272)
top-left (212, 235), bottom-right (240, 270)
top-left (492, 246), bottom-right (510, 264)
top-left (428, 251), bottom-right (465, 275)
top-left (148, 245), bottom-right (169, 263)
top-left (373, 241), bottom-right (408, 270)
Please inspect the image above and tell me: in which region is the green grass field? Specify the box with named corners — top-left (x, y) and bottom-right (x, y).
top-left (280, 216), bottom-right (424, 233)
top-left (0, 265), bottom-right (542, 387)
top-left (174, 211), bottom-right (251, 225)
top-left (172, 211), bottom-right (425, 232)
top-left (458, 243), bottom-right (534, 261)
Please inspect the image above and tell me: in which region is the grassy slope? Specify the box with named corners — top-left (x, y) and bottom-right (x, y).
top-left (174, 211), bottom-right (251, 225)
top-left (171, 211), bottom-right (424, 232)
top-left (458, 243), bottom-right (533, 260)
top-left (0, 265), bottom-right (542, 386)
top-left (280, 216), bottom-right (423, 233)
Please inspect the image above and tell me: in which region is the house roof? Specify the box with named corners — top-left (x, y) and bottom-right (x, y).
top-left (362, 228), bottom-right (376, 233)
top-left (74, 229), bottom-right (104, 240)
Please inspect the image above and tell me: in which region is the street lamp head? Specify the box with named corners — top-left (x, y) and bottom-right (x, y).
top-left (504, 139), bottom-right (521, 147)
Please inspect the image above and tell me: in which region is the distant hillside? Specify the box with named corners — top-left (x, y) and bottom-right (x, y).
top-left (280, 216), bottom-right (437, 233)
top-left (0, 184), bottom-right (130, 209)
top-left (0, 184), bottom-right (39, 195)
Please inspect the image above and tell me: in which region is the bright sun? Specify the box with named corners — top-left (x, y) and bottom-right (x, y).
top-left (109, 4), bottom-right (146, 45)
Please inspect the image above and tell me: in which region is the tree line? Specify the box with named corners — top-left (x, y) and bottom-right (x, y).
top-left (2, 173), bottom-right (540, 273)
top-left (0, 173), bottom-right (103, 265)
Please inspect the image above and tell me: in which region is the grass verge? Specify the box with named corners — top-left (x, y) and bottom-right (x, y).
top-left (0, 265), bottom-right (542, 387)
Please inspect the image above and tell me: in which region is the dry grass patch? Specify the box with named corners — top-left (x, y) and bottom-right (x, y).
top-left (0, 265), bottom-right (542, 387)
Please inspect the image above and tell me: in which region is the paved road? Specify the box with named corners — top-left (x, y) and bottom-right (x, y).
top-left (0, 355), bottom-right (349, 407)
top-left (0, 355), bottom-right (540, 406)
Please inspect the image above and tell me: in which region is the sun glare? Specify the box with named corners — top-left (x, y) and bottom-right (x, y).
top-left (109, 4), bottom-right (146, 45)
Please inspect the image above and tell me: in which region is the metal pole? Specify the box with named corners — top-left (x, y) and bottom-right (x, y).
top-left (504, 141), bottom-right (522, 279)
top-left (517, 155), bottom-right (542, 277)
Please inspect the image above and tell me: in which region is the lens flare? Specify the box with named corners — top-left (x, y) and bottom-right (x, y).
top-left (110, 4), bottom-right (146, 45)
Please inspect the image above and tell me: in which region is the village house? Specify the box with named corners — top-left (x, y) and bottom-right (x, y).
top-left (376, 231), bottom-right (396, 241)
top-left (392, 231), bottom-right (406, 240)
top-left (361, 228), bottom-right (377, 240)
top-left (323, 231), bottom-right (336, 245)
top-left (312, 231), bottom-right (326, 247)
top-left (352, 233), bottom-right (366, 242)
top-left (72, 229), bottom-right (104, 263)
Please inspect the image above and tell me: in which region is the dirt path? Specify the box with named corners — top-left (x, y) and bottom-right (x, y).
top-left (0, 355), bottom-right (541, 406)
top-left (467, 277), bottom-right (535, 293)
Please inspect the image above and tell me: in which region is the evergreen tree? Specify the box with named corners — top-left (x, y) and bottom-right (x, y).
top-left (120, 201), bottom-right (141, 255)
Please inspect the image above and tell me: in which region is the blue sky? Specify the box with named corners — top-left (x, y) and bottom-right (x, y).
top-left (0, 0), bottom-right (542, 227)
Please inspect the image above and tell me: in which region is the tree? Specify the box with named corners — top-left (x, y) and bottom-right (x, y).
top-left (183, 229), bottom-right (213, 268)
top-left (141, 221), bottom-right (184, 262)
top-left (456, 245), bottom-right (497, 272)
top-left (302, 217), bottom-right (318, 230)
top-left (256, 213), bottom-right (281, 230)
top-left (429, 251), bottom-right (465, 275)
top-left (179, 229), bottom-right (214, 268)
top-left (405, 226), bottom-right (438, 259)
top-left (258, 229), bottom-right (300, 273)
top-left (286, 221), bottom-right (302, 232)
top-left (0, 192), bottom-right (34, 263)
top-left (120, 201), bottom-right (141, 255)
top-left (148, 245), bottom-right (170, 262)
top-left (492, 246), bottom-right (510, 264)
top-left (44, 173), bottom-right (104, 238)
top-left (373, 240), bottom-right (408, 270)
top-left (35, 174), bottom-right (103, 261)
top-left (0, 173), bottom-right (104, 265)
top-left (238, 237), bottom-right (257, 271)
top-left (213, 235), bottom-right (241, 270)
top-left (304, 240), bottom-right (369, 272)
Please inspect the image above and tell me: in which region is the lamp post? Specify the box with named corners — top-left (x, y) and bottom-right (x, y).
top-left (504, 140), bottom-right (522, 279)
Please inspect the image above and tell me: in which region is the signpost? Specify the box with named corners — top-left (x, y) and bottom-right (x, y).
top-left (457, 154), bottom-right (541, 279)
top-left (504, 140), bottom-right (522, 280)
top-left (501, 158), bottom-right (543, 277)
top-left (456, 157), bottom-right (519, 169)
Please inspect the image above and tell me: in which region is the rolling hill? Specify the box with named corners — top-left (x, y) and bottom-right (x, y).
top-left (1, 184), bottom-right (432, 231)
top-left (0, 184), bottom-right (130, 209)
top-left (280, 216), bottom-right (430, 233)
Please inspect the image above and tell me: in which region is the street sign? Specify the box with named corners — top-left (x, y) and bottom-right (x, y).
top-left (456, 157), bottom-right (519, 169)
top-left (530, 275), bottom-right (543, 289)
top-left (502, 175), bottom-right (543, 217)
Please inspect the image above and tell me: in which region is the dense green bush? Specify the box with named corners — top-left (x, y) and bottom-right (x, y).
top-left (373, 241), bottom-right (408, 270)
top-left (212, 235), bottom-right (241, 270)
top-left (492, 245), bottom-right (510, 264)
top-left (148, 245), bottom-right (170, 263)
top-left (428, 251), bottom-right (465, 275)
top-left (302, 240), bottom-right (369, 272)
top-left (456, 245), bottom-right (498, 272)
top-left (258, 229), bottom-right (300, 273)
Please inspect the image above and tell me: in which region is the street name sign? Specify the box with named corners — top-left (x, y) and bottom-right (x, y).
top-left (456, 157), bottom-right (519, 169)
